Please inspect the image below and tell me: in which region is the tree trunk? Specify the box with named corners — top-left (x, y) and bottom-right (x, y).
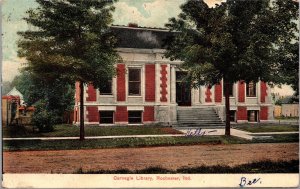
top-left (224, 81), bottom-right (231, 136)
top-left (79, 81), bottom-right (85, 140)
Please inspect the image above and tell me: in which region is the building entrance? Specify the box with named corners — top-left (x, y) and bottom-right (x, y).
top-left (176, 71), bottom-right (191, 106)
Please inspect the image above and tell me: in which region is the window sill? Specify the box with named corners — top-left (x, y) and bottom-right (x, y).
top-left (100, 94), bottom-right (114, 97)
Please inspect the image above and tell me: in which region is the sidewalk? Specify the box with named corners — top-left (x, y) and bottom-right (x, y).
top-left (3, 129), bottom-right (298, 141)
top-left (3, 134), bottom-right (184, 141)
top-left (177, 128), bottom-right (253, 140)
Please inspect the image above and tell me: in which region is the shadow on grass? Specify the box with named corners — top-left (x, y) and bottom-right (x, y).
top-left (75, 159), bottom-right (299, 174)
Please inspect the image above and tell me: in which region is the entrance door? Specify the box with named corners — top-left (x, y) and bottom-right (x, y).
top-left (176, 71), bottom-right (191, 106)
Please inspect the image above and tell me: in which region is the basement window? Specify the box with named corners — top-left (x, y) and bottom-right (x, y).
top-left (247, 110), bottom-right (258, 122)
top-left (128, 111), bottom-right (142, 124)
top-left (99, 111), bottom-right (114, 124)
top-left (230, 110), bottom-right (236, 122)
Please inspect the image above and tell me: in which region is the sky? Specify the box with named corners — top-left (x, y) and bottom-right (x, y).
top-left (1, 0), bottom-right (295, 96)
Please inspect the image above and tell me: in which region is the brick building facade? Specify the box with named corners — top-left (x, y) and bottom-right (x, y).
top-left (73, 26), bottom-right (274, 125)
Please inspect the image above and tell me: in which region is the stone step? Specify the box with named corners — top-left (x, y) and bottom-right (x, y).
top-left (176, 107), bottom-right (224, 128)
top-left (174, 121), bottom-right (224, 124)
top-left (173, 124), bottom-right (226, 127)
top-left (178, 110), bottom-right (216, 113)
top-left (177, 113), bottom-right (217, 116)
top-left (178, 115), bottom-right (219, 118)
top-left (178, 121), bottom-right (224, 123)
top-left (178, 116), bottom-right (220, 119)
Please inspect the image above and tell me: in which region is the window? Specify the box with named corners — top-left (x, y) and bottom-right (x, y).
top-left (247, 110), bottom-right (258, 122)
top-left (128, 111), bottom-right (142, 124)
top-left (128, 68), bottom-right (141, 96)
top-left (230, 110), bottom-right (236, 122)
top-left (99, 80), bottom-right (112, 95)
top-left (99, 111), bottom-right (114, 124)
top-left (246, 82), bottom-right (256, 97)
top-left (223, 83), bottom-right (234, 96)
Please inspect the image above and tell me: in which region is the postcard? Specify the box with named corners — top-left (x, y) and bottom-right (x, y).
top-left (2, 0), bottom-right (299, 188)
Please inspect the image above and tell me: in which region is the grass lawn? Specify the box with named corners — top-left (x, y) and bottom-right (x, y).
top-left (3, 133), bottom-right (298, 151)
top-left (3, 124), bottom-right (182, 138)
top-left (233, 124), bottom-right (299, 133)
top-left (75, 159), bottom-right (299, 174)
top-left (275, 116), bottom-right (299, 120)
top-left (3, 136), bottom-right (247, 151)
top-left (252, 134), bottom-right (299, 143)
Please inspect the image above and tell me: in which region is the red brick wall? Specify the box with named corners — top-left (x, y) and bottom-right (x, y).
top-left (115, 106), bottom-right (128, 122)
top-left (73, 108), bottom-right (78, 122)
top-left (214, 83), bottom-right (222, 103)
top-left (237, 106), bottom-right (247, 120)
top-left (143, 106), bottom-right (155, 122)
top-left (260, 106), bottom-right (268, 120)
top-left (260, 82), bottom-right (267, 103)
top-left (205, 87), bottom-right (212, 102)
top-left (160, 65), bottom-right (168, 102)
top-left (238, 81), bottom-right (245, 102)
top-left (86, 106), bottom-right (99, 122)
top-left (145, 64), bottom-right (156, 102)
top-left (117, 64), bottom-right (126, 101)
top-left (75, 82), bottom-right (80, 103)
top-left (86, 84), bottom-right (97, 102)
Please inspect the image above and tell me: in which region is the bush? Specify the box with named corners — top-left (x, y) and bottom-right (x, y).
top-left (31, 101), bottom-right (58, 132)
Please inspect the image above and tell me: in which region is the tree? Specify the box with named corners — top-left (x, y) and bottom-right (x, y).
top-left (18, 0), bottom-right (120, 140)
top-left (12, 71), bottom-right (74, 123)
top-left (2, 81), bottom-right (13, 95)
top-left (165, 0), bottom-right (298, 135)
top-left (278, 42), bottom-right (299, 96)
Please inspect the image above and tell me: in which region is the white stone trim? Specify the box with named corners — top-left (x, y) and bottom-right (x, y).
top-left (247, 106), bottom-right (260, 111)
top-left (127, 106), bottom-right (144, 111)
top-left (85, 122), bottom-right (99, 125)
top-left (166, 64), bottom-right (170, 104)
top-left (98, 106), bottom-right (116, 111)
top-left (155, 63), bottom-right (161, 103)
top-left (170, 65), bottom-right (176, 104)
top-left (84, 106), bottom-right (88, 122)
top-left (258, 80), bottom-right (261, 104)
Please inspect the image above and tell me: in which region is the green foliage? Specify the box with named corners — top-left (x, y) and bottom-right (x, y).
top-left (165, 0), bottom-right (298, 86)
top-left (3, 136), bottom-right (235, 151)
top-left (31, 100), bottom-right (57, 132)
top-left (233, 124), bottom-right (299, 133)
top-left (12, 71), bottom-right (74, 123)
top-left (2, 81), bottom-right (13, 95)
top-left (17, 0), bottom-right (120, 88)
top-left (164, 0), bottom-right (298, 135)
top-left (17, 0), bottom-right (120, 139)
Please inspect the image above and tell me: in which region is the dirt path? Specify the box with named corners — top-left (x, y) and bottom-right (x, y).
top-left (4, 143), bottom-right (298, 173)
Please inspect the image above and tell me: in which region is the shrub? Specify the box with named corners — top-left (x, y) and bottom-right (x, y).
top-left (31, 101), bottom-right (58, 132)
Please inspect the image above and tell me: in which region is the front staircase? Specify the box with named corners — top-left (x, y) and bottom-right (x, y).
top-left (174, 107), bottom-right (225, 128)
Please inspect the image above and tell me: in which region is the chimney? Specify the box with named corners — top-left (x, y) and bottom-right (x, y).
top-left (128, 23), bottom-right (138, 27)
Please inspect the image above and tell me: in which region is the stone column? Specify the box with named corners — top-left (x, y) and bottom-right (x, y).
top-left (155, 63), bottom-right (160, 104)
top-left (170, 65), bottom-right (176, 104)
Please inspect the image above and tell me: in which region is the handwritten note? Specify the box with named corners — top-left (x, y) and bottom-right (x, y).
top-left (185, 128), bottom-right (217, 137)
top-left (239, 177), bottom-right (261, 187)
